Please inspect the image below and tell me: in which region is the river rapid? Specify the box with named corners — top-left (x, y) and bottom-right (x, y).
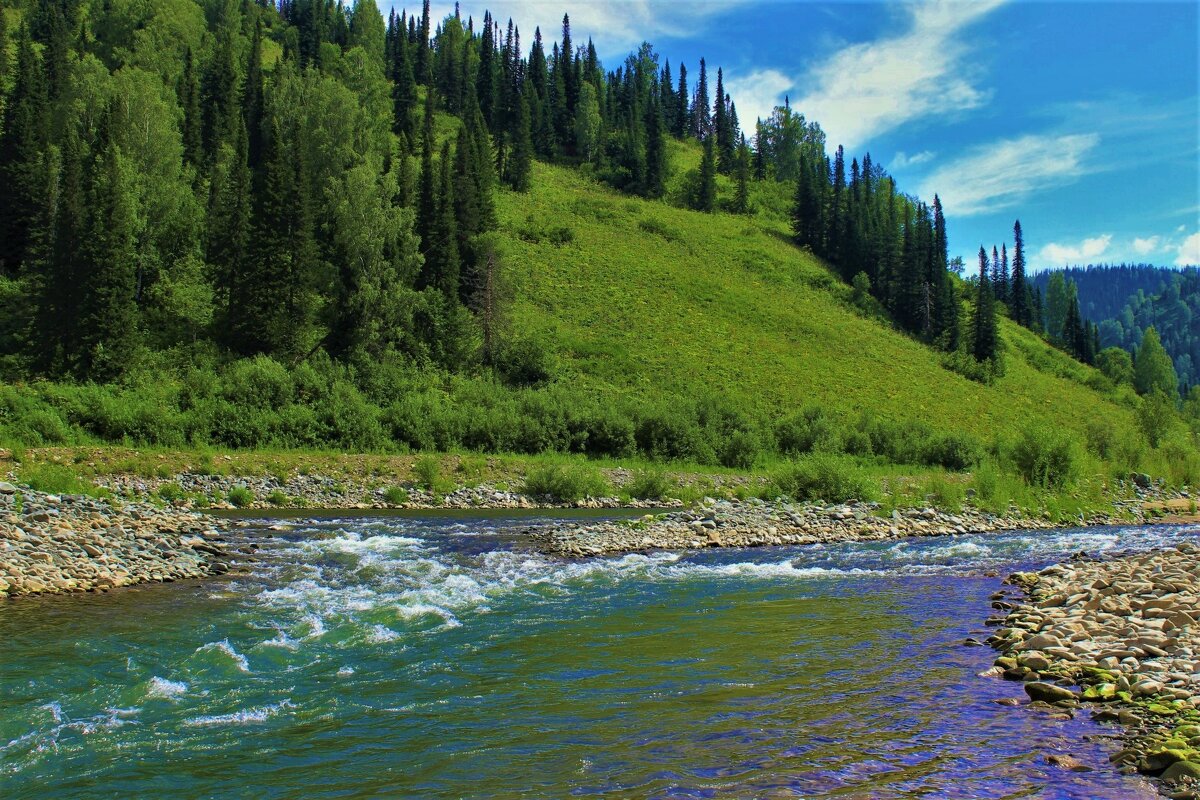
top-left (3, 513), bottom-right (1197, 799)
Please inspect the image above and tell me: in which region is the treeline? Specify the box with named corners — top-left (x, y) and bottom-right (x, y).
top-left (1097, 271), bottom-right (1200, 393)
top-left (1032, 264), bottom-right (1195, 323)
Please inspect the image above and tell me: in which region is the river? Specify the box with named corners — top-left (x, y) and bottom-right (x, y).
top-left (3, 513), bottom-right (1196, 798)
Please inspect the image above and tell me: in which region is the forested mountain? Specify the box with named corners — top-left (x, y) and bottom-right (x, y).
top-left (1031, 264), bottom-right (1193, 323)
top-left (1032, 266), bottom-right (1198, 392)
top-left (0, 0), bottom-right (1167, 467)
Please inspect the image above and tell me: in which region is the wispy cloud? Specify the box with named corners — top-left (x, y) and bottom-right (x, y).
top-left (918, 133), bottom-right (1101, 217)
top-left (890, 150), bottom-right (936, 170)
top-left (430, 1), bottom-right (747, 55)
top-left (1132, 236), bottom-right (1160, 255)
top-left (1178, 232), bottom-right (1200, 267)
top-left (793, 0), bottom-right (1005, 150)
top-left (1039, 234), bottom-right (1112, 265)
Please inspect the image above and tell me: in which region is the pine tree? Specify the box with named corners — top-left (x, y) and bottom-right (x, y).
top-left (675, 63), bottom-right (688, 138)
top-left (1010, 219), bottom-right (1030, 326)
top-left (392, 23), bottom-right (417, 143)
top-left (416, 90), bottom-right (438, 250)
top-left (179, 48), bottom-right (203, 169)
top-left (732, 136), bottom-right (750, 214)
top-left (505, 89), bottom-right (533, 192)
top-left (713, 67), bottom-right (729, 170)
top-left (79, 115), bottom-right (140, 381)
top-left (419, 140), bottom-right (460, 299)
top-left (244, 22), bottom-right (265, 170)
top-left (36, 118), bottom-right (87, 374)
top-left (997, 243), bottom-right (1010, 305)
top-left (643, 99), bottom-right (667, 199)
top-left (0, 25), bottom-right (50, 275)
top-left (972, 246), bottom-right (998, 363)
top-left (695, 134), bottom-right (717, 212)
top-left (208, 116), bottom-right (253, 334)
top-left (416, 0), bottom-right (432, 84)
top-left (691, 58), bottom-right (710, 139)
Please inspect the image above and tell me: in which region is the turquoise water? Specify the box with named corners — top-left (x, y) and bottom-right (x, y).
top-left (3, 515), bottom-right (1195, 799)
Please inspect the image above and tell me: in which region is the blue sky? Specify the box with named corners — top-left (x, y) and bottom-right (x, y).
top-left (408, 1), bottom-right (1199, 270)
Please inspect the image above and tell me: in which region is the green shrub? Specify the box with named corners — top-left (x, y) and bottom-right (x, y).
top-left (522, 463), bottom-right (611, 502)
top-left (720, 429), bottom-right (762, 469)
top-left (413, 456), bottom-right (444, 493)
top-left (625, 469), bottom-right (676, 500)
top-left (383, 485), bottom-right (409, 505)
top-left (775, 406), bottom-right (843, 455)
top-left (637, 217), bottom-right (681, 243)
top-left (226, 486), bottom-right (255, 508)
top-left (495, 338), bottom-right (556, 387)
top-left (157, 482), bottom-right (185, 502)
top-left (924, 474), bottom-right (965, 512)
top-left (1009, 427), bottom-right (1082, 490)
top-left (265, 489), bottom-right (289, 506)
top-left (18, 463), bottom-right (100, 496)
top-left (769, 454), bottom-right (878, 503)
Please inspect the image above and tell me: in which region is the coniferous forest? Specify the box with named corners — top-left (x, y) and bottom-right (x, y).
top-left (0, 0), bottom-right (1190, 468)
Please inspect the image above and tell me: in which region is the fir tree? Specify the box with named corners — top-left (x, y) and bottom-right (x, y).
top-left (179, 48), bottom-right (203, 168)
top-left (79, 115), bottom-right (140, 381)
top-left (691, 58), bottom-right (710, 139)
top-left (392, 23), bottom-right (417, 143)
top-left (1010, 219), bottom-right (1030, 326)
top-left (732, 136), bottom-right (751, 214)
top-left (695, 134), bottom-right (717, 212)
top-left (416, 0), bottom-right (432, 84)
top-left (675, 63), bottom-right (688, 138)
top-left (36, 118), bottom-right (87, 374)
top-left (643, 99), bottom-right (667, 199)
top-left (419, 140), bottom-right (460, 299)
top-left (505, 89), bottom-right (533, 192)
top-left (0, 25), bottom-right (50, 275)
top-left (972, 246), bottom-right (998, 363)
top-left (244, 22), bottom-right (265, 170)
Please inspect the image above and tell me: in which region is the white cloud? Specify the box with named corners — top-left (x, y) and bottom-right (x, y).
top-left (1177, 232), bottom-right (1200, 267)
top-left (724, 69), bottom-right (793, 130)
top-left (1132, 236), bottom-right (1160, 255)
top-left (891, 150), bottom-right (936, 170)
top-left (421, 1), bottom-right (747, 56)
top-left (1039, 235), bottom-right (1112, 265)
top-left (917, 132), bottom-right (1100, 217)
top-left (793, 0), bottom-right (1005, 150)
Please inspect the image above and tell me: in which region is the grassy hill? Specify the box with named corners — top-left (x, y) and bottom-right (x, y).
top-left (495, 150), bottom-right (1141, 448)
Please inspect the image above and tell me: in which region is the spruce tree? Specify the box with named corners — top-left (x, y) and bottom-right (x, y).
top-left (675, 63), bottom-right (688, 138)
top-left (416, 91), bottom-right (438, 250)
top-left (79, 116), bottom-right (140, 381)
top-left (0, 25), bottom-right (49, 275)
top-left (643, 99), bottom-right (667, 199)
top-left (37, 118), bottom-right (87, 374)
top-left (733, 136), bottom-right (750, 214)
top-left (208, 116), bottom-right (253, 333)
top-left (244, 22), bottom-right (265, 170)
top-left (505, 89), bottom-right (533, 192)
top-left (972, 246), bottom-right (998, 363)
top-left (416, 0), bottom-right (432, 84)
top-left (419, 140), bottom-right (460, 299)
top-left (392, 23), bottom-right (417, 143)
top-left (713, 67), bottom-right (729, 169)
top-left (696, 134), bottom-right (717, 212)
top-left (691, 58), bottom-right (710, 139)
top-left (179, 48), bottom-right (203, 168)
top-left (1010, 219), bottom-right (1029, 326)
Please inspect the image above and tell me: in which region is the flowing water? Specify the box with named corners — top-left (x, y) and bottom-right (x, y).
top-left (3, 513), bottom-right (1198, 799)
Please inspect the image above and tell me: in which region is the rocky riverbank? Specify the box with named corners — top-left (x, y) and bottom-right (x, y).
top-left (0, 482), bottom-right (239, 598)
top-left (530, 497), bottom-right (1076, 556)
top-left (94, 471), bottom-right (681, 511)
top-left (986, 541), bottom-right (1200, 798)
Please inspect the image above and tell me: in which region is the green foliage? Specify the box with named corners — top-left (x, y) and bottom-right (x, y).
top-left (1096, 347), bottom-right (1134, 385)
top-left (1134, 327), bottom-right (1179, 398)
top-left (625, 468), bottom-right (676, 500)
top-left (521, 462), bottom-right (611, 501)
top-left (1009, 427), bottom-right (1083, 490)
top-left (226, 485), bottom-right (254, 507)
top-left (383, 485), bottom-right (410, 505)
top-left (157, 481), bottom-right (186, 502)
top-left (924, 473), bottom-right (965, 512)
top-left (265, 489), bottom-right (290, 506)
top-left (412, 455), bottom-right (443, 493)
top-left (769, 454), bottom-right (878, 503)
top-left (1137, 390), bottom-right (1182, 448)
top-left (17, 462), bottom-right (102, 497)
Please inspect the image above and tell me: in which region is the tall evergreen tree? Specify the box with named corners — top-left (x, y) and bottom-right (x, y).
top-left (972, 246), bottom-right (998, 363)
top-left (695, 133), bottom-right (717, 212)
top-left (392, 22), bottom-right (417, 143)
top-left (416, 0), bottom-right (432, 84)
top-left (643, 99), bottom-right (667, 199)
top-left (0, 25), bottom-right (50, 275)
top-left (675, 63), bottom-right (688, 138)
top-left (179, 48), bottom-right (203, 169)
top-left (505, 89), bottom-right (533, 192)
top-left (419, 139), bottom-right (460, 299)
top-left (79, 115), bottom-right (140, 381)
top-left (36, 118), bottom-right (87, 374)
top-left (691, 58), bottom-right (710, 139)
top-left (732, 136), bottom-right (750, 214)
top-left (1010, 219), bottom-right (1030, 326)
top-left (244, 22), bottom-right (266, 170)
top-left (208, 116), bottom-right (253, 333)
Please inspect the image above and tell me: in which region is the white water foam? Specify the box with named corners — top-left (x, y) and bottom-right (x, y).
top-left (146, 676), bottom-right (188, 700)
top-left (196, 639), bottom-right (251, 672)
top-left (182, 699), bottom-right (295, 728)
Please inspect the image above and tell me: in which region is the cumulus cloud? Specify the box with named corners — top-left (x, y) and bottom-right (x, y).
top-left (793, 0), bottom-right (1005, 150)
top-left (890, 150), bottom-right (936, 170)
top-left (1039, 234), bottom-right (1112, 265)
top-left (917, 133), bottom-right (1100, 217)
top-left (1132, 236), bottom-right (1160, 255)
top-left (1177, 232), bottom-right (1200, 267)
top-left (724, 69), bottom-right (793, 130)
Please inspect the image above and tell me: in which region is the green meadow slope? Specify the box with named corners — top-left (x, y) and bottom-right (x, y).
top-left (496, 152), bottom-right (1139, 446)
